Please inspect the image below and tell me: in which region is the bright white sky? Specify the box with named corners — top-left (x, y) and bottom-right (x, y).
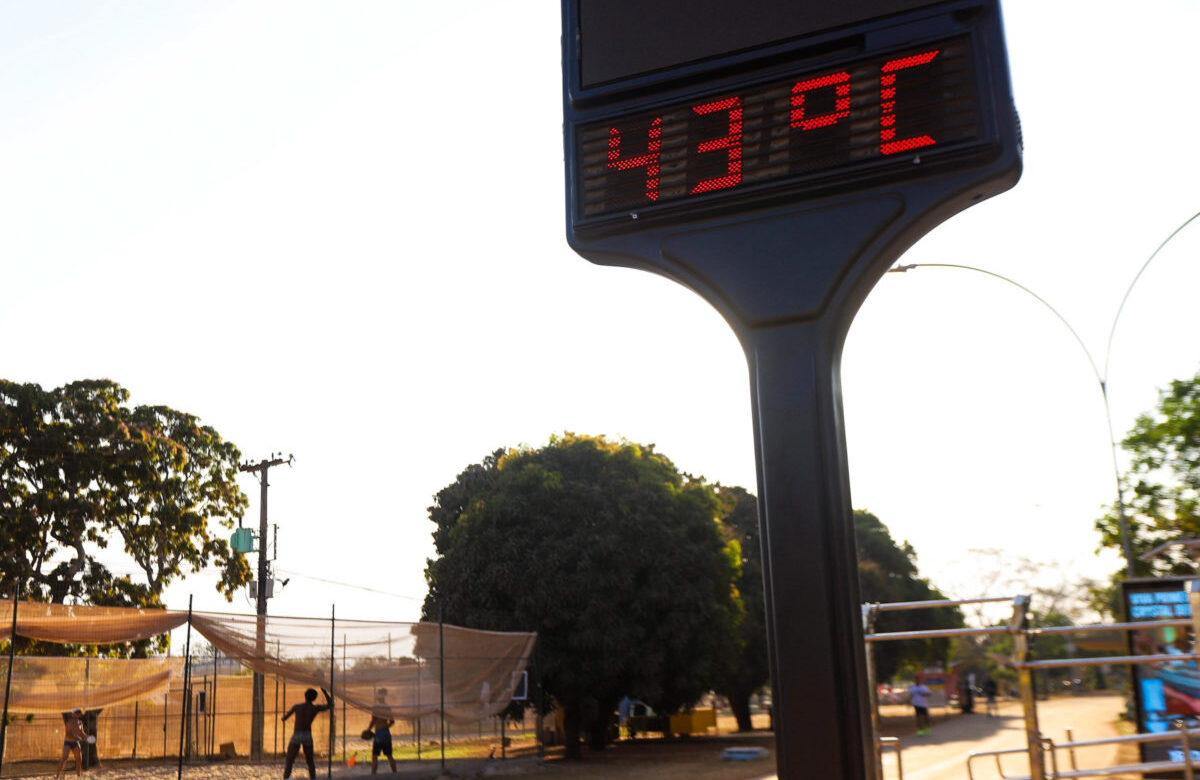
top-left (3, 0), bottom-right (1200, 627)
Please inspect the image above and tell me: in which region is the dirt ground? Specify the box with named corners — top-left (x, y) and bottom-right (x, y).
top-left (0, 736), bottom-right (777, 780)
top-left (529, 734), bottom-right (776, 780)
top-left (16, 701), bottom-right (1125, 780)
top-left (0, 699), bottom-right (1140, 780)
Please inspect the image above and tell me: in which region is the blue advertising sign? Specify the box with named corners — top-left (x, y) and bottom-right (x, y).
top-left (1124, 578), bottom-right (1200, 764)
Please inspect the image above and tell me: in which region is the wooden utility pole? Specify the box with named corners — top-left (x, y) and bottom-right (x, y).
top-left (239, 454), bottom-right (292, 760)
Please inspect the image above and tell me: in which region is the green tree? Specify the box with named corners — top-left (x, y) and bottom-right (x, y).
top-left (1097, 371), bottom-right (1200, 577)
top-left (0, 379), bottom-right (251, 620)
top-left (709, 486), bottom-right (768, 732)
top-left (422, 434), bottom-right (740, 758)
top-left (855, 510), bottom-right (963, 681)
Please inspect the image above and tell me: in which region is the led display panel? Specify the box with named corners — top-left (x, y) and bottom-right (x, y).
top-left (1124, 578), bottom-right (1200, 765)
top-left (579, 0), bottom-right (945, 87)
top-left (575, 37), bottom-right (981, 225)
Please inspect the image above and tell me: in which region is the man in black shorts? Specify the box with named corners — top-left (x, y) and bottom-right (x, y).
top-left (909, 681), bottom-right (932, 735)
top-left (282, 687), bottom-right (332, 779)
top-left (366, 687), bottom-right (397, 774)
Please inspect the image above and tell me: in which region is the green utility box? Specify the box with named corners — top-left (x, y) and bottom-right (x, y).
top-left (230, 528), bottom-right (256, 554)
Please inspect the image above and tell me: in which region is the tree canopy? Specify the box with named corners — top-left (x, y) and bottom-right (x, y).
top-left (422, 434), bottom-right (740, 756)
top-left (0, 379), bottom-right (251, 618)
top-left (1097, 370), bottom-right (1200, 577)
top-left (855, 510), bottom-right (963, 681)
top-left (709, 486), bottom-right (768, 732)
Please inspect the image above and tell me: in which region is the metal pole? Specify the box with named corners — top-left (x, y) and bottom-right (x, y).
top-left (1011, 596), bottom-right (1045, 780)
top-left (341, 634), bottom-right (346, 766)
top-left (274, 640), bottom-right (281, 757)
top-left (199, 672), bottom-right (206, 758)
top-left (536, 644), bottom-right (544, 759)
top-left (1183, 723), bottom-right (1196, 780)
top-left (1103, 211), bottom-right (1200, 575)
top-left (867, 626), bottom-right (1013, 642)
top-left (862, 605), bottom-right (884, 780)
top-left (328, 604), bottom-right (334, 779)
top-left (416, 656), bottom-right (422, 761)
top-left (890, 220), bottom-right (1200, 579)
top-left (874, 596), bottom-right (1014, 612)
top-left (240, 454), bottom-right (289, 758)
top-left (743, 319), bottom-right (876, 780)
top-left (211, 648), bottom-right (218, 759)
top-left (0, 583), bottom-right (21, 776)
top-left (133, 700), bottom-right (139, 759)
top-left (252, 462), bottom-right (269, 760)
top-left (439, 604), bottom-right (446, 772)
top-left (178, 595), bottom-right (194, 780)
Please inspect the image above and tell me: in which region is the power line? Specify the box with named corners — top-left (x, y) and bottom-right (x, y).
top-left (272, 569), bottom-right (424, 601)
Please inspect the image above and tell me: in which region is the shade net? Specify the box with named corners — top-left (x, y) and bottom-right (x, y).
top-left (0, 601), bottom-right (537, 767)
top-left (0, 656), bottom-right (181, 714)
top-left (0, 602), bottom-right (187, 644)
top-left (189, 611), bottom-right (536, 724)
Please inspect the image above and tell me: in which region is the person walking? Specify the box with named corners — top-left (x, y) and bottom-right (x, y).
top-left (909, 681), bottom-right (932, 735)
top-left (54, 709), bottom-right (87, 779)
top-left (984, 678), bottom-right (999, 717)
top-left (282, 687), bottom-right (332, 779)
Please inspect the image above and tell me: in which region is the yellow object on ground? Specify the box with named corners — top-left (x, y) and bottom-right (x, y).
top-left (669, 707), bottom-right (717, 736)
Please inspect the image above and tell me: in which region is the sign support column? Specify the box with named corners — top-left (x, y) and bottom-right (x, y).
top-left (744, 319), bottom-right (873, 778)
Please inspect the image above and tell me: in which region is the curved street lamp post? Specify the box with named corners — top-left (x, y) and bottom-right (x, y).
top-left (887, 211), bottom-right (1200, 577)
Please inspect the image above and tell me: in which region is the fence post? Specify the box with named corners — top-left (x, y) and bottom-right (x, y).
top-left (341, 634), bottom-right (346, 767)
top-left (862, 604), bottom-right (883, 780)
top-left (0, 583), bottom-right (21, 776)
top-left (1012, 595), bottom-right (1045, 780)
top-left (1181, 722), bottom-right (1195, 780)
top-left (280, 678), bottom-right (286, 759)
top-left (177, 595), bottom-right (193, 780)
top-left (328, 604), bottom-right (334, 779)
top-left (416, 658), bottom-right (422, 762)
top-left (211, 647), bottom-right (218, 760)
top-left (198, 676), bottom-right (206, 761)
top-left (439, 604), bottom-right (445, 772)
top-left (536, 643), bottom-right (544, 759)
top-left (133, 700), bottom-right (139, 759)
top-left (275, 640), bottom-right (281, 757)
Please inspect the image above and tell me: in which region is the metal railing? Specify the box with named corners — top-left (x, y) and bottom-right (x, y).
top-left (863, 594), bottom-right (1200, 780)
top-left (967, 726), bottom-right (1200, 780)
top-left (878, 736), bottom-right (903, 780)
top-left (862, 596), bottom-right (1033, 780)
top-left (863, 592), bottom-right (1200, 780)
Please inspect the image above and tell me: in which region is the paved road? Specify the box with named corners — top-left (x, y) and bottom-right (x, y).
top-left (886, 694), bottom-right (1124, 780)
top-left (756, 693), bottom-right (1125, 780)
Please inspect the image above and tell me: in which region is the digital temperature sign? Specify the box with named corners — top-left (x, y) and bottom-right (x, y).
top-left (563, 2), bottom-right (1021, 779)
top-left (576, 38), bottom-right (982, 224)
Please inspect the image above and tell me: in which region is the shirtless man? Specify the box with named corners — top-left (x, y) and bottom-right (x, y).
top-left (282, 687), bottom-right (332, 779)
top-left (366, 688), bottom-right (397, 774)
top-left (55, 708), bottom-right (87, 779)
